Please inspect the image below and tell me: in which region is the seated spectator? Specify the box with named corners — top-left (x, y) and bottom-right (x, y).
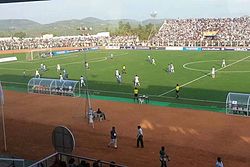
top-left (68, 158), bottom-right (77, 167)
top-left (96, 108), bottom-right (106, 120)
top-left (110, 161), bottom-right (116, 167)
top-left (92, 160), bottom-right (102, 167)
top-left (77, 160), bottom-right (86, 167)
top-left (60, 161), bottom-right (67, 167)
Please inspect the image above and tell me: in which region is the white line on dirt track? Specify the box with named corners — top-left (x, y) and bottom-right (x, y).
top-left (158, 56), bottom-right (250, 97)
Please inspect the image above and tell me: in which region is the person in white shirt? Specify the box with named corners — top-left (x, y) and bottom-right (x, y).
top-left (110, 53), bottom-right (114, 59)
top-left (85, 61), bottom-right (89, 69)
top-left (88, 108), bottom-right (94, 128)
top-left (40, 63), bottom-right (44, 70)
top-left (57, 64), bottom-right (60, 72)
top-left (148, 55), bottom-right (151, 63)
top-left (35, 70), bottom-right (40, 78)
top-left (80, 76), bottom-right (85, 87)
top-left (137, 126), bottom-right (144, 148)
top-left (211, 66), bottom-right (216, 78)
top-left (115, 69), bottom-right (119, 78)
top-left (221, 59), bottom-right (226, 68)
top-left (59, 73), bottom-right (63, 82)
top-left (43, 64), bottom-right (47, 71)
top-left (170, 63), bottom-right (175, 73)
top-left (117, 74), bottom-right (122, 84)
top-left (216, 157), bottom-right (224, 167)
top-left (152, 58), bottom-right (156, 65)
top-left (134, 75), bottom-right (140, 86)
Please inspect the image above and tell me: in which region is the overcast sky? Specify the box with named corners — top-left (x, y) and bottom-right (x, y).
top-left (0, 0), bottom-right (249, 24)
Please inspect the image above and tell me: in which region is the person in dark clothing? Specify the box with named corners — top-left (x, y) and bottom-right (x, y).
top-left (92, 160), bottom-right (102, 167)
top-left (96, 108), bottom-right (106, 120)
top-left (133, 87), bottom-right (139, 102)
top-left (160, 146), bottom-right (170, 167)
top-left (175, 84), bottom-right (180, 99)
top-left (109, 161), bottom-right (116, 167)
top-left (108, 126), bottom-right (117, 148)
top-left (137, 126), bottom-right (144, 148)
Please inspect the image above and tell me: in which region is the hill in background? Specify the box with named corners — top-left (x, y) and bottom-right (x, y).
top-left (0, 17), bottom-right (164, 37)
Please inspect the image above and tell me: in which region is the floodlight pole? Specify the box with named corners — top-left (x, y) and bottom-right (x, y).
top-left (1, 103), bottom-right (7, 151)
top-left (83, 50), bottom-right (92, 120)
top-left (148, 11), bottom-right (157, 41)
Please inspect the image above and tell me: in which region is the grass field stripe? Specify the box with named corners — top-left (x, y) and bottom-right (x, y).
top-left (149, 94), bottom-right (225, 104)
top-left (1, 81), bottom-right (27, 85)
top-left (158, 56), bottom-right (250, 97)
top-left (87, 88), bottom-right (225, 104)
top-left (0, 67), bottom-right (29, 71)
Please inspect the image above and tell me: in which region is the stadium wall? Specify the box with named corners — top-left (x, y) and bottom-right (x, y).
top-left (1, 46), bottom-right (250, 55)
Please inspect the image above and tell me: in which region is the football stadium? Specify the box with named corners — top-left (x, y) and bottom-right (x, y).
top-left (0, 0), bottom-right (250, 167)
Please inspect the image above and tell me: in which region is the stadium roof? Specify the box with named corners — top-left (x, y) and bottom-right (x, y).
top-left (0, 0), bottom-right (48, 3)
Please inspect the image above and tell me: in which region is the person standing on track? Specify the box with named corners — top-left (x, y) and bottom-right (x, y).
top-left (108, 126), bottom-right (117, 149)
top-left (159, 146), bottom-right (170, 167)
top-left (137, 126), bottom-right (144, 148)
top-left (216, 157), bottom-right (224, 167)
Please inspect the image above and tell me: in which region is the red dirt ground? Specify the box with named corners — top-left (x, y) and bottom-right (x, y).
top-left (0, 90), bottom-right (250, 167)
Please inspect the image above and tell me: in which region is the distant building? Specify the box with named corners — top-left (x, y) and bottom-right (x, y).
top-left (42, 34), bottom-right (54, 39)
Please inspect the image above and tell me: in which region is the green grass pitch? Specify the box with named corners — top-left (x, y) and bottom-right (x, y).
top-left (1, 50), bottom-right (250, 107)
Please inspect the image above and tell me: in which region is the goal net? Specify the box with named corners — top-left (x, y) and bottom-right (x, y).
top-left (26, 48), bottom-right (53, 61)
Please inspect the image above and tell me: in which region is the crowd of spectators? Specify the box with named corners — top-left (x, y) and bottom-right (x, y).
top-left (0, 17), bottom-right (249, 50)
top-left (50, 157), bottom-right (117, 167)
top-left (150, 17), bottom-right (250, 47)
top-left (0, 35), bottom-right (141, 50)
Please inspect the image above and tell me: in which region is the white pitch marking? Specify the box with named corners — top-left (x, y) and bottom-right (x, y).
top-left (158, 56), bottom-right (250, 97)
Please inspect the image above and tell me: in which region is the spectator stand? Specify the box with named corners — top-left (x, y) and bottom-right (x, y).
top-left (27, 78), bottom-right (80, 97)
top-left (226, 92), bottom-right (250, 116)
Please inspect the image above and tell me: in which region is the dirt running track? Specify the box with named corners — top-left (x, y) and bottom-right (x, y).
top-left (0, 91), bottom-right (250, 167)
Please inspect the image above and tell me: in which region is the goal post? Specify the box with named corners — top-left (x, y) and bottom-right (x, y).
top-left (26, 48), bottom-right (53, 61)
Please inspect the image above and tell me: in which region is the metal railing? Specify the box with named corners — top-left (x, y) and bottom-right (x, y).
top-left (0, 157), bottom-right (25, 167)
top-left (28, 152), bottom-right (127, 167)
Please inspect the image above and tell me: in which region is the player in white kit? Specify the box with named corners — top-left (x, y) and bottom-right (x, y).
top-left (134, 75), bottom-right (140, 86)
top-left (80, 76), bottom-right (85, 87)
top-left (211, 67), bottom-right (216, 78)
top-left (57, 64), bottom-right (60, 72)
top-left (221, 59), bottom-right (226, 68)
